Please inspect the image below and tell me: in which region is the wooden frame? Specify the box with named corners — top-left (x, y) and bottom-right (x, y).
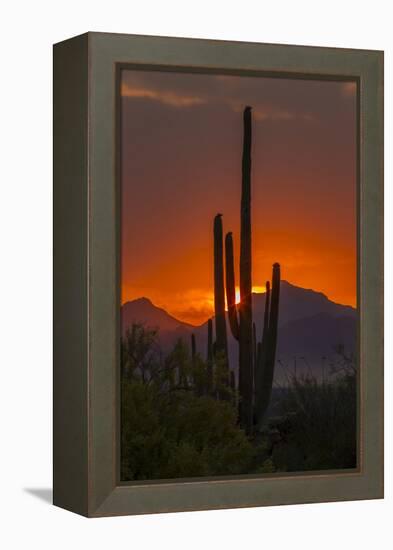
top-left (53, 32), bottom-right (383, 517)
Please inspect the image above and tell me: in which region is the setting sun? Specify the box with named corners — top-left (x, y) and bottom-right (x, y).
top-left (235, 285), bottom-right (266, 305)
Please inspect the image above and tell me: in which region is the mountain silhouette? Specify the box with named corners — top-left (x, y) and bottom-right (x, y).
top-left (121, 282), bottom-right (357, 381)
top-left (121, 297), bottom-right (194, 334)
top-left (254, 281), bottom-right (355, 326)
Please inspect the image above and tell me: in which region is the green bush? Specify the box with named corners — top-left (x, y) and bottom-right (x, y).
top-left (120, 324), bottom-right (358, 479)
top-left (120, 324), bottom-right (254, 480)
top-left (121, 380), bottom-right (254, 480)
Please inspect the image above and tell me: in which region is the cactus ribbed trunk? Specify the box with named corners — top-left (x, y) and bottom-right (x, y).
top-left (225, 232), bottom-right (240, 341)
top-left (239, 106), bottom-right (253, 432)
top-left (213, 214), bottom-right (228, 379)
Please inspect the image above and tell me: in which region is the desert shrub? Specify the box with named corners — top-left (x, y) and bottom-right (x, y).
top-left (121, 380), bottom-right (254, 480)
top-left (121, 324), bottom-right (253, 480)
top-left (271, 352), bottom-right (357, 472)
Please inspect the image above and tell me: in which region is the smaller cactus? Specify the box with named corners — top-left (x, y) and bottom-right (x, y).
top-left (255, 265), bottom-right (281, 428)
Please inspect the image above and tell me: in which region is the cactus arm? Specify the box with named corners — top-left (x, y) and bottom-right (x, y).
top-left (225, 232), bottom-right (240, 340)
top-left (213, 214), bottom-right (228, 365)
top-left (255, 280), bottom-right (270, 425)
top-left (261, 280), bottom-right (270, 349)
top-left (267, 264), bottom-right (280, 375)
top-left (256, 264), bottom-right (281, 428)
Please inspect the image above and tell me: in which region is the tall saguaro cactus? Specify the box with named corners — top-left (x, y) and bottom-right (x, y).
top-left (218, 106), bottom-right (281, 431)
top-left (224, 106), bottom-right (253, 431)
top-left (213, 214), bottom-right (228, 375)
top-left (238, 106), bottom-right (254, 431)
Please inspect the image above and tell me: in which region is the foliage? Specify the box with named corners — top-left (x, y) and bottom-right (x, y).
top-left (121, 324), bottom-right (253, 481)
top-left (269, 351), bottom-right (357, 472)
top-left (121, 324), bottom-right (358, 480)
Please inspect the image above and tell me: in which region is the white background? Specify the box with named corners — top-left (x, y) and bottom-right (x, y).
top-left (0, 1), bottom-right (391, 548)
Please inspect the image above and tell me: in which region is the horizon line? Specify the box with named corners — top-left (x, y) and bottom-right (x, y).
top-left (121, 279), bottom-right (357, 328)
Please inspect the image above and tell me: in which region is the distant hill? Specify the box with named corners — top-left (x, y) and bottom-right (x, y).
top-left (253, 281), bottom-right (356, 327)
top-left (121, 282), bottom-right (357, 382)
top-left (121, 297), bottom-right (194, 334)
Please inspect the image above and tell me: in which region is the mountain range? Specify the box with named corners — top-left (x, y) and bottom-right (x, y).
top-left (121, 281), bottom-right (357, 383)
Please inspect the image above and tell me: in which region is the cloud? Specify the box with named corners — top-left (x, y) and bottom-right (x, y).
top-left (161, 288), bottom-right (214, 325)
top-left (228, 99), bottom-right (315, 122)
top-left (171, 304), bottom-right (214, 325)
top-left (121, 73), bottom-right (316, 121)
top-left (121, 83), bottom-right (206, 108)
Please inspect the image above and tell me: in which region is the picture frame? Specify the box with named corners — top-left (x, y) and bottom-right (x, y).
top-left (53, 32), bottom-right (383, 517)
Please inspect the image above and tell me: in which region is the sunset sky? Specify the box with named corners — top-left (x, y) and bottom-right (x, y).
top-left (120, 69), bottom-right (357, 325)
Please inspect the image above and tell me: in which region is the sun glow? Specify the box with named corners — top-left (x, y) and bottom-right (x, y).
top-left (234, 285), bottom-right (266, 305)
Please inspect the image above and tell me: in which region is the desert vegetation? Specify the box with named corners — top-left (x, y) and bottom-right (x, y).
top-left (121, 324), bottom-right (357, 480)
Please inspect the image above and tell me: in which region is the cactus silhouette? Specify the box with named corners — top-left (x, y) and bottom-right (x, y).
top-left (225, 232), bottom-right (239, 340)
top-left (261, 281), bottom-right (271, 353)
top-left (223, 107), bottom-right (254, 431)
top-left (239, 106), bottom-right (254, 431)
top-left (255, 265), bottom-right (281, 428)
top-left (221, 107), bottom-right (281, 431)
top-left (213, 213), bottom-right (228, 382)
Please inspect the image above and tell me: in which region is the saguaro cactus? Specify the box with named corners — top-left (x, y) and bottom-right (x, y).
top-left (223, 107), bottom-right (253, 431)
top-left (213, 213), bottom-right (228, 374)
top-left (255, 264), bottom-right (281, 428)
top-left (239, 106), bottom-right (253, 432)
top-left (220, 106), bottom-right (281, 430)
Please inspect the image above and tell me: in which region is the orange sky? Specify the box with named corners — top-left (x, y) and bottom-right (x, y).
top-left (120, 70), bottom-right (357, 325)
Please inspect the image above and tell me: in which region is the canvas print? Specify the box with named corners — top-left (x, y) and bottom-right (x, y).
top-left (119, 69), bottom-right (358, 481)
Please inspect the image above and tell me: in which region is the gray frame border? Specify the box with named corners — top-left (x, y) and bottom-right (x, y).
top-left (54, 32), bottom-right (383, 517)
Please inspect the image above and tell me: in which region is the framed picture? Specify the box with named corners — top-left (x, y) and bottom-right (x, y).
top-left (53, 32), bottom-right (383, 517)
